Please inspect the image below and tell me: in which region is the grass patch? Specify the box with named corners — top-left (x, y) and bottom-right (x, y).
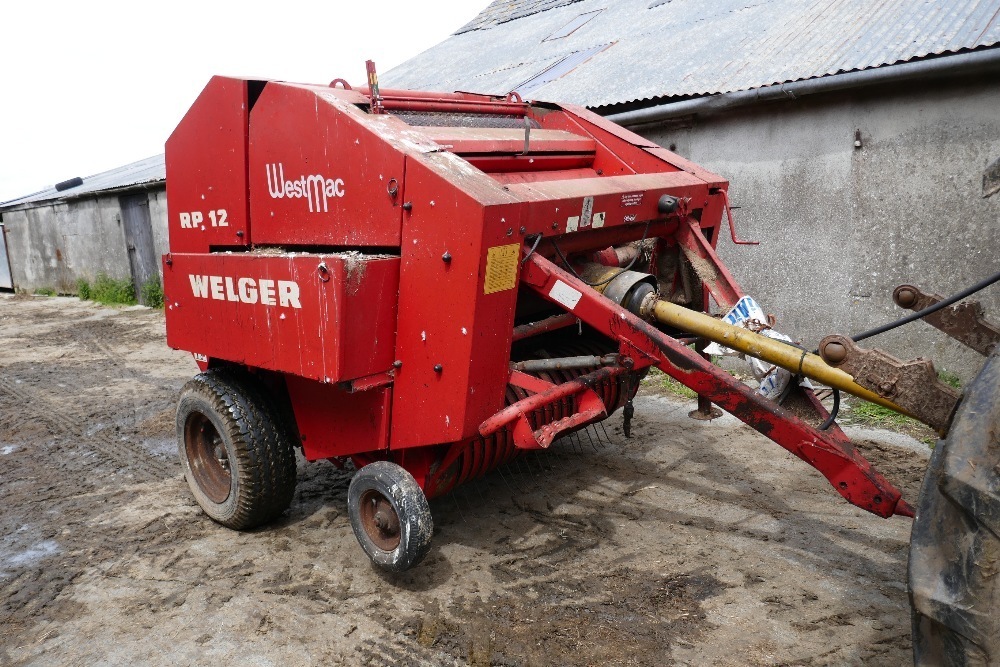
top-left (33, 287), bottom-right (56, 296)
top-left (90, 273), bottom-right (136, 306)
top-left (938, 370), bottom-right (962, 389)
top-left (141, 278), bottom-right (164, 308)
top-left (848, 401), bottom-right (918, 429)
top-left (642, 367), bottom-right (698, 399)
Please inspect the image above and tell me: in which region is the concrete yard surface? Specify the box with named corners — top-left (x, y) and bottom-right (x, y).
top-left (0, 294), bottom-right (929, 666)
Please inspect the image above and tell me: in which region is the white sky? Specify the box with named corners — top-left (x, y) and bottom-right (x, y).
top-left (0, 0), bottom-right (491, 203)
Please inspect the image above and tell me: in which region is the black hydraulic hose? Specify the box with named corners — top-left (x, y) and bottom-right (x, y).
top-left (819, 388), bottom-right (840, 431)
top-left (849, 267), bottom-right (1000, 344)
top-left (521, 233), bottom-right (543, 266)
top-left (810, 269), bottom-right (999, 431)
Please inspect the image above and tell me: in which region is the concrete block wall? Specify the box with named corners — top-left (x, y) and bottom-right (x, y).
top-left (1, 187), bottom-right (169, 295)
top-left (644, 77), bottom-right (1000, 379)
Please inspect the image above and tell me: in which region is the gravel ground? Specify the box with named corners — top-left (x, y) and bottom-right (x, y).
top-left (0, 294), bottom-right (929, 666)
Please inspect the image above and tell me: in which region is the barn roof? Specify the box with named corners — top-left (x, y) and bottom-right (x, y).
top-left (385, 0), bottom-right (1000, 109)
top-left (0, 154), bottom-right (165, 212)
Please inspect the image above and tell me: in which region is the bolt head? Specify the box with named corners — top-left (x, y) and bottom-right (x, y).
top-left (433, 364), bottom-right (443, 373)
top-left (823, 341), bottom-right (848, 364)
top-left (878, 381), bottom-right (896, 395)
top-left (895, 288), bottom-right (917, 308)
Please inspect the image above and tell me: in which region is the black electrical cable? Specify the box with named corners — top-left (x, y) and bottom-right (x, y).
top-left (549, 220), bottom-right (652, 288)
top-left (809, 269), bottom-right (999, 430)
top-left (848, 267), bottom-right (1000, 345)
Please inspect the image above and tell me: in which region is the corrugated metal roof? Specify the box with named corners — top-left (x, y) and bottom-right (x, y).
top-left (386, 0), bottom-right (1000, 109)
top-left (0, 154), bottom-right (165, 211)
top-left (456, 0), bottom-right (584, 34)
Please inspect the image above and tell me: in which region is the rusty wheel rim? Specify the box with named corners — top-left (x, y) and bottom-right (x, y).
top-left (358, 489), bottom-right (401, 551)
top-left (184, 411), bottom-right (231, 504)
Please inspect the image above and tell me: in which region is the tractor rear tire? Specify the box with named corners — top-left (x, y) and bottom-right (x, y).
top-left (348, 461), bottom-right (433, 572)
top-left (177, 368), bottom-right (297, 530)
top-left (909, 352), bottom-right (1000, 666)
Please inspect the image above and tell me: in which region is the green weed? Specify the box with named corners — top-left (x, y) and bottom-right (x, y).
top-left (937, 370), bottom-right (962, 389)
top-left (847, 400), bottom-right (920, 430)
top-left (90, 273), bottom-right (136, 306)
top-left (76, 278), bottom-right (91, 300)
top-left (33, 287), bottom-right (56, 296)
top-left (141, 277), bottom-right (164, 308)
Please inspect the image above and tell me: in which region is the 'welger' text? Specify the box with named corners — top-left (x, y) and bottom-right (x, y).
top-left (189, 275), bottom-right (302, 309)
top-left (265, 162), bottom-right (345, 213)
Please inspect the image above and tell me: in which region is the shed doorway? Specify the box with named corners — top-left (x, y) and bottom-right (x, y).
top-left (119, 193), bottom-right (158, 304)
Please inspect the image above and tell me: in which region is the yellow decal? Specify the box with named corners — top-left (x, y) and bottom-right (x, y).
top-left (484, 243), bottom-right (520, 295)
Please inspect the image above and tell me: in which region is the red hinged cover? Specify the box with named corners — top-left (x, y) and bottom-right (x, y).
top-left (163, 252), bottom-right (399, 383)
top-left (248, 82), bottom-right (408, 247)
top-left (165, 76), bottom-right (256, 253)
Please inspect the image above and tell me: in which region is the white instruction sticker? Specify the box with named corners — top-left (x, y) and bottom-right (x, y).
top-left (566, 216), bottom-right (580, 232)
top-left (549, 280), bottom-right (582, 310)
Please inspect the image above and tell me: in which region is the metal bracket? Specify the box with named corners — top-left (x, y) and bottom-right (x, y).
top-left (818, 335), bottom-right (960, 433)
top-left (894, 284), bottom-right (1000, 356)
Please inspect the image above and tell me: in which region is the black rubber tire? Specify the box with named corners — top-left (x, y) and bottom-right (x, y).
top-left (348, 461), bottom-right (433, 572)
top-left (176, 368), bottom-right (297, 530)
top-left (909, 352), bottom-right (1000, 666)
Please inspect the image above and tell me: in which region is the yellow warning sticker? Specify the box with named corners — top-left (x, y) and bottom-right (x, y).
top-left (484, 243), bottom-right (520, 295)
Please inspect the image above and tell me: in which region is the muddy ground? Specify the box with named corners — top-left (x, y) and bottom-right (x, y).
top-left (0, 294), bottom-right (930, 666)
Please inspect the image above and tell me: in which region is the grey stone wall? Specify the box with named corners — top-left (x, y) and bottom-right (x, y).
top-left (643, 77), bottom-right (1000, 380)
top-left (2, 187), bottom-right (168, 295)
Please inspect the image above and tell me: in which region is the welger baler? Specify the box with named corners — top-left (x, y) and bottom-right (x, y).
top-left (163, 70), bottom-right (1000, 664)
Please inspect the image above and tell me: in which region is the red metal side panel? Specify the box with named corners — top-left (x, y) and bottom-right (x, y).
top-left (248, 83), bottom-right (406, 247)
top-left (506, 171), bottom-right (712, 236)
top-left (285, 375), bottom-right (391, 460)
top-left (163, 253), bottom-right (399, 383)
top-left (165, 76), bottom-right (254, 253)
top-left (390, 156), bottom-right (521, 449)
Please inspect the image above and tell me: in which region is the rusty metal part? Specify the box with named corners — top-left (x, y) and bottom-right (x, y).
top-left (358, 488), bottom-right (401, 551)
top-left (893, 284), bottom-right (1000, 356)
top-left (818, 335), bottom-right (960, 433)
top-left (690, 341), bottom-right (722, 420)
top-left (511, 354), bottom-right (619, 373)
top-left (661, 244), bottom-right (700, 306)
top-left (512, 313), bottom-right (579, 342)
top-left (689, 394), bottom-right (722, 421)
top-left (184, 412), bottom-right (231, 504)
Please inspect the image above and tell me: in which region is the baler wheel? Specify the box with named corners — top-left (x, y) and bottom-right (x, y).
top-left (176, 369), bottom-right (297, 530)
top-left (348, 461), bottom-right (433, 572)
top-left (909, 352), bottom-right (1000, 666)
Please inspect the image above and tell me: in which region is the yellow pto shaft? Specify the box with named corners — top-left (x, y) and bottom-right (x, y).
top-left (649, 299), bottom-right (913, 417)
